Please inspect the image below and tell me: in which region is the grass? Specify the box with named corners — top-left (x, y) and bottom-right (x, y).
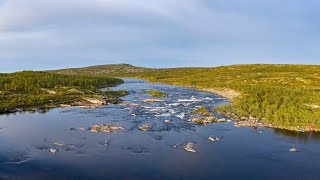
top-left (144, 90), bottom-right (168, 97)
top-left (191, 106), bottom-right (211, 116)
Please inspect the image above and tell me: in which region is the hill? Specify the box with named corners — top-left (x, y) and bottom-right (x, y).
top-left (52, 63), bottom-right (320, 131)
top-left (49, 63), bottom-right (154, 76)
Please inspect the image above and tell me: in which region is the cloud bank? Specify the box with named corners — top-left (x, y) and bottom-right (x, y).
top-left (0, 0), bottom-right (319, 71)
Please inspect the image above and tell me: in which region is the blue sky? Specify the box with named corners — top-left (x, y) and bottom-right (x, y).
top-left (0, 0), bottom-right (319, 72)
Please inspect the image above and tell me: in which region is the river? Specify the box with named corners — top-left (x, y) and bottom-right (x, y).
top-left (0, 78), bottom-right (319, 179)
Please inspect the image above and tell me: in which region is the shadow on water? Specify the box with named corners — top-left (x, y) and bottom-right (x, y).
top-left (273, 128), bottom-right (320, 142)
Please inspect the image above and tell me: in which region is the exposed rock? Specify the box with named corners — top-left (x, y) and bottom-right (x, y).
top-left (289, 147), bottom-right (297, 152)
top-left (208, 137), bottom-right (220, 142)
top-left (234, 119), bottom-right (265, 127)
top-left (90, 124), bottom-right (126, 133)
top-left (143, 99), bottom-right (165, 103)
top-left (139, 124), bottom-right (151, 132)
top-left (305, 104), bottom-right (320, 109)
top-left (41, 88), bottom-right (56, 95)
top-left (78, 106), bottom-right (97, 109)
top-left (50, 148), bottom-right (58, 154)
top-left (217, 118), bottom-right (226, 122)
top-left (84, 98), bottom-right (105, 105)
top-left (60, 104), bottom-right (72, 107)
top-left (67, 88), bottom-right (84, 94)
top-left (185, 142), bottom-right (196, 153)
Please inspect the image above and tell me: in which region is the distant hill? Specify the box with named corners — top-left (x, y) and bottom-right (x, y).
top-left (49, 63), bottom-right (154, 76)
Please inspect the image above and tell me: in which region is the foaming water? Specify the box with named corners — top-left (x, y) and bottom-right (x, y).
top-left (0, 79), bottom-right (319, 179)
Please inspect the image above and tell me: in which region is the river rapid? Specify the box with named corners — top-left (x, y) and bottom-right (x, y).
top-left (0, 78), bottom-right (319, 179)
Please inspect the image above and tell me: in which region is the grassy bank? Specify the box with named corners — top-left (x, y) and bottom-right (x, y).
top-left (51, 64), bottom-right (320, 131)
top-left (0, 71), bottom-right (126, 114)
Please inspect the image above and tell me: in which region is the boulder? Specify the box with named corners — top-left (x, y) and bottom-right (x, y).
top-left (185, 142), bottom-right (196, 153)
top-left (289, 147), bottom-right (297, 152)
top-left (50, 148), bottom-right (58, 154)
top-left (208, 137), bottom-right (220, 142)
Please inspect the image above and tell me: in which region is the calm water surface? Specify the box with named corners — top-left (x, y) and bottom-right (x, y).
top-left (0, 79), bottom-right (319, 179)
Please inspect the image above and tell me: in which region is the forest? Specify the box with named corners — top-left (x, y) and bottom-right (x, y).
top-left (0, 71), bottom-right (125, 114)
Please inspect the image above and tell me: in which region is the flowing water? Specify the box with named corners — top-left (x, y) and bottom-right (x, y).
top-left (0, 79), bottom-right (320, 179)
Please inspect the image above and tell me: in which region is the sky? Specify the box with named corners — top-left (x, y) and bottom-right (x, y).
top-left (0, 0), bottom-right (319, 72)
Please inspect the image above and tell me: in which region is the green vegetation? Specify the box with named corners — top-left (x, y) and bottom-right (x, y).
top-left (191, 106), bottom-right (211, 116)
top-left (52, 63), bottom-right (320, 131)
top-left (144, 90), bottom-right (168, 97)
top-left (0, 71), bottom-right (125, 114)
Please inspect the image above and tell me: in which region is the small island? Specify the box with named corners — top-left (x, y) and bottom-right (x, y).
top-left (144, 90), bottom-right (168, 97)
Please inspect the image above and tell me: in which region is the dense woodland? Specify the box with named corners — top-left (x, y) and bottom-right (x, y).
top-left (53, 64), bottom-right (320, 130)
top-left (0, 71), bottom-right (124, 113)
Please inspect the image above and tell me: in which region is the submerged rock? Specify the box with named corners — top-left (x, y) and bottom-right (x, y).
top-left (60, 104), bottom-right (72, 107)
top-left (54, 142), bottom-right (64, 146)
top-left (121, 102), bottom-right (140, 107)
top-left (143, 99), bottom-right (165, 103)
top-left (90, 124), bottom-right (126, 133)
top-left (185, 142), bottom-right (196, 153)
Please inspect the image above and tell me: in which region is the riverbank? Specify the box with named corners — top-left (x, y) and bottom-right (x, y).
top-left (0, 71), bottom-right (126, 115)
top-left (127, 77), bottom-right (319, 132)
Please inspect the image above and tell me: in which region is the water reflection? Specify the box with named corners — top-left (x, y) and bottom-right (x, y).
top-left (273, 128), bottom-right (320, 143)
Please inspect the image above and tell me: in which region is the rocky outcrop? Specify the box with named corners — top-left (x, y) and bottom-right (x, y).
top-left (90, 124), bottom-right (126, 133)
